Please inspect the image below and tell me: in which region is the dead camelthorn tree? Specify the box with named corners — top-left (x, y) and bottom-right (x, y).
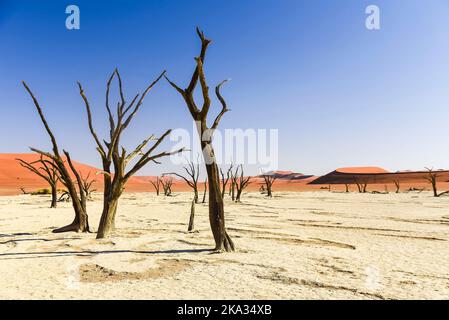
top-left (81, 172), bottom-right (96, 200)
top-left (261, 174), bottom-right (277, 197)
top-left (353, 177), bottom-right (368, 193)
top-left (424, 167), bottom-right (449, 197)
top-left (163, 159), bottom-right (200, 203)
top-left (220, 164), bottom-right (233, 198)
top-left (164, 28), bottom-right (235, 252)
top-left (393, 180), bottom-right (400, 193)
top-left (150, 177), bottom-right (161, 195)
top-left (16, 155), bottom-right (60, 208)
top-left (161, 177), bottom-right (173, 196)
top-left (345, 184), bottom-right (350, 193)
top-left (235, 165), bottom-right (251, 202)
top-left (22, 82), bottom-right (90, 233)
top-left (78, 69), bottom-right (184, 239)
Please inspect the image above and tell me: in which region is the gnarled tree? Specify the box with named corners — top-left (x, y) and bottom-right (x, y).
top-left (261, 174), bottom-right (277, 197)
top-left (234, 165), bottom-right (251, 202)
top-left (150, 177), bottom-right (161, 196)
top-left (22, 82), bottom-right (90, 233)
top-left (78, 69), bottom-right (183, 239)
top-left (220, 164), bottom-right (233, 198)
top-left (424, 167), bottom-right (449, 197)
top-left (164, 28), bottom-right (235, 252)
top-left (163, 159), bottom-right (200, 203)
top-left (393, 180), bottom-right (400, 193)
top-left (161, 177), bottom-right (173, 196)
top-left (16, 155), bottom-right (60, 208)
top-left (81, 172), bottom-right (96, 200)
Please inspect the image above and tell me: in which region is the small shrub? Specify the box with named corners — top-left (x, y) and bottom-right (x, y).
top-left (31, 188), bottom-right (51, 195)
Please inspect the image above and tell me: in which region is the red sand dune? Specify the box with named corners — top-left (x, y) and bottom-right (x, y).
top-left (335, 167), bottom-right (389, 174)
top-left (309, 166), bottom-right (449, 192)
top-left (1, 155), bottom-right (447, 195)
top-left (0, 153), bottom-right (191, 195)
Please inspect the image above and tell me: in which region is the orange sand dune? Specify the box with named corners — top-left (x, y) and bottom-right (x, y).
top-left (0, 153), bottom-right (190, 195)
top-left (1, 155), bottom-right (447, 195)
top-left (335, 166), bottom-right (389, 174)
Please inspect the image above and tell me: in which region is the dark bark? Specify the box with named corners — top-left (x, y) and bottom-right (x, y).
top-left (202, 178), bottom-right (207, 203)
top-left (188, 199), bottom-right (195, 232)
top-left (50, 183), bottom-right (57, 208)
top-left (164, 28), bottom-right (235, 251)
top-left (220, 164), bottom-right (233, 198)
top-left (393, 180), bottom-right (400, 193)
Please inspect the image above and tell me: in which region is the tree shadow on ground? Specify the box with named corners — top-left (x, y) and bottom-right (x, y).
top-left (0, 248), bottom-right (214, 260)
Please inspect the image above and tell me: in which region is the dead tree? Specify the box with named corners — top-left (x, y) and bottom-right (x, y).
top-left (235, 165), bottom-right (252, 202)
top-left (163, 159), bottom-right (200, 203)
top-left (59, 190), bottom-right (71, 202)
top-left (230, 166), bottom-right (239, 201)
top-left (393, 180), bottom-right (400, 193)
top-left (150, 177), bottom-right (161, 195)
top-left (188, 199), bottom-right (195, 232)
top-left (161, 177), bottom-right (173, 196)
top-left (220, 164), bottom-right (233, 198)
top-left (78, 69), bottom-right (183, 239)
top-left (361, 183), bottom-right (368, 193)
top-left (202, 178), bottom-right (207, 203)
top-left (424, 167), bottom-right (449, 197)
top-left (23, 82), bottom-right (90, 233)
top-left (261, 174), bottom-right (277, 197)
top-left (345, 184), bottom-right (350, 193)
top-left (81, 172), bottom-right (96, 200)
top-left (16, 155), bottom-right (60, 208)
top-left (354, 177), bottom-right (368, 193)
top-left (164, 28), bottom-right (235, 251)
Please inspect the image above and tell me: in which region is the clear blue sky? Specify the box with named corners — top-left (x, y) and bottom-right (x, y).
top-left (1, 0), bottom-right (449, 176)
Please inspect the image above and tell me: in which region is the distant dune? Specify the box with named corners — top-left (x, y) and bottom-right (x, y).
top-left (0, 154), bottom-right (187, 195)
top-left (310, 166), bottom-right (449, 192)
top-left (335, 167), bottom-right (389, 174)
top-left (0, 154), bottom-right (447, 195)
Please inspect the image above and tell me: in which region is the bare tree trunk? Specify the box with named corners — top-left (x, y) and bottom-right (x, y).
top-left (188, 199), bottom-right (195, 232)
top-left (97, 192), bottom-right (120, 239)
top-left (50, 183), bottom-right (57, 208)
top-left (193, 187), bottom-right (199, 204)
top-left (205, 157), bottom-right (234, 252)
top-left (202, 179), bottom-right (207, 203)
top-left (231, 181), bottom-right (236, 201)
top-left (164, 28), bottom-right (234, 252)
top-left (236, 189), bottom-right (243, 202)
top-left (393, 180), bottom-right (400, 193)
top-left (345, 184), bottom-right (349, 193)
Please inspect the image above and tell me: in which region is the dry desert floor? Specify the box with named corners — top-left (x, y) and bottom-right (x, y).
top-left (0, 191), bottom-right (448, 299)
